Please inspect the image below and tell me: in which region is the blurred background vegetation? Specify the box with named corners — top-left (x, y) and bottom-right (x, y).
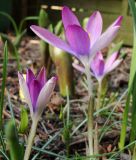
top-left (0, 0), bottom-right (133, 45)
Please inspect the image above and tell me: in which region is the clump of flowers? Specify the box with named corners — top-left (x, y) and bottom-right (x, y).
top-left (30, 6), bottom-right (123, 157)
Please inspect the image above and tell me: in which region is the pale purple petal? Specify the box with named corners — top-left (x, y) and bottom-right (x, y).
top-left (105, 52), bottom-right (118, 70)
top-left (72, 63), bottom-right (85, 73)
top-left (37, 67), bottom-right (46, 87)
top-left (104, 59), bottom-right (122, 74)
top-left (35, 77), bottom-right (56, 118)
top-left (30, 25), bottom-right (76, 56)
top-left (62, 6), bottom-right (80, 30)
top-left (29, 80), bottom-right (42, 112)
top-left (26, 69), bottom-right (35, 88)
top-left (91, 59), bottom-right (104, 77)
top-left (97, 60), bottom-right (105, 76)
top-left (91, 52), bottom-right (105, 77)
top-left (90, 52), bottom-right (104, 66)
top-left (86, 11), bottom-right (103, 45)
top-left (66, 25), bottom-right (90, 56)
top-left (18, 72), bottom-right (33, 117)
top-left (90, 26), bottom-right (120, 59)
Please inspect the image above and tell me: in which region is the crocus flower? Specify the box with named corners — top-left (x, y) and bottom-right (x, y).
top-left (30, 6), bottom-right (123, 66)
top-left (73, 51), bottom-right (122, 82)
top-left (18, 67), bottom-right (56, 120)
top-left (91, 51), bottom-right (122, 82)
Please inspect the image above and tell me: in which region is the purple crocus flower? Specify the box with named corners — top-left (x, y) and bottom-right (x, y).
top-left (18, 67), bottom-right (56, 119)
top-left (30, 6), bottom-right (123, 66)
top-left (91, 51), bottom-right (122, 81)
top-left (73, 51), bottom-right (122, 82)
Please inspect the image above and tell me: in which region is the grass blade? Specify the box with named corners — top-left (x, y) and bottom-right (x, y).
top-left (19, 16), bottom-right (39, 33)
top-left (0, 149), bottom-right (9, 160)
top-left (0, 42), bottom-right (8, 127)
top-left (6, 91), bottom-right (24, 160)
top-left (0, 12), bottom-right (18, 35)
top-left (0, 130), bottom-right (6, 153)
top-left (32, 146), bottom-right (66, 159)
top-left (130, 73), bottom-right (136, 147)
top-left (31, 130), bottom-right (61, 160)
top-left (5, 120), bottom-right (23, 160)
top-left (119, 0), bottom-right (136, 150)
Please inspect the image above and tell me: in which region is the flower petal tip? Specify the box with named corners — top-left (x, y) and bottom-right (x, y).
top-left (93, 11), bottom-right (101, 16)
top-left (30, 25), bottom-right (41, 33)
top-left (113, 16), bottom-right (123, 27)
top-left (116, 16), bottom-right (123, 26)
top-left (30, 25), bottom-right (36, 30)
top-left (62, 6), bottom-right (70, 11)
top-left (18, 71), bottom-right (23, 79)
top-left (62, 6), bottom-right (80, 30)
top-left (52, 76), bottom-right (58, 82)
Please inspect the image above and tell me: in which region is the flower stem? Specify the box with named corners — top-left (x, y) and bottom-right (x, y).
top-left (96, 81), bottom-right (102, 113)
top-left (24, 119), bottom-right (38, 160)
top-left (85, 65), bottom-right (94, 157)
top-left (87, 96), bottom-right (94, 156)
top-left (94, 123), bottom-right (99, 155)
top-left (85, 65), bottom-right (93, 98)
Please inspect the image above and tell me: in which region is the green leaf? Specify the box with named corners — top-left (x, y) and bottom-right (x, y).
top-left (119, 0), bottom-right (136, 150)
top-left (19, 16), bottom-right (39, 33)
top-left (1, 34), bottom-right (21, 70)
top-left (49, 45), bottom-right (74, 96)
top-left (32, 146), bottom-right (66, 159)
top-left (38, 9), bottom-right (49, 27)
top-left (54, 20), bottom-right (62, 35)
top-left (5, 120), bottom-right (24, 160)
top-left (14, 29), bottom-right (27, 48)
top-left (31, 130), bottom-right (61, 160)
top-left (18, 107), bottom-right (28, 133)
top-left (0, 149), bottom-right (9, 160)
top-left (0, 11), bottom-right (18, 35)
top-left (48, 24), bottom-right (53, 32)
top-left (132, 144), bottom-right (136, 160)
top-left (1, 33), bottom-right (16, 56)
top-left (0, 130), bottom-right (6, 154)
top-left (130, 72), bottom-right (136, 149)
top-left (0, 42), bottom-right (8, 127)
top-left (59, 105), bottom-right (63, 120)
top-left (128, 0), bottom-right (136, 32)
